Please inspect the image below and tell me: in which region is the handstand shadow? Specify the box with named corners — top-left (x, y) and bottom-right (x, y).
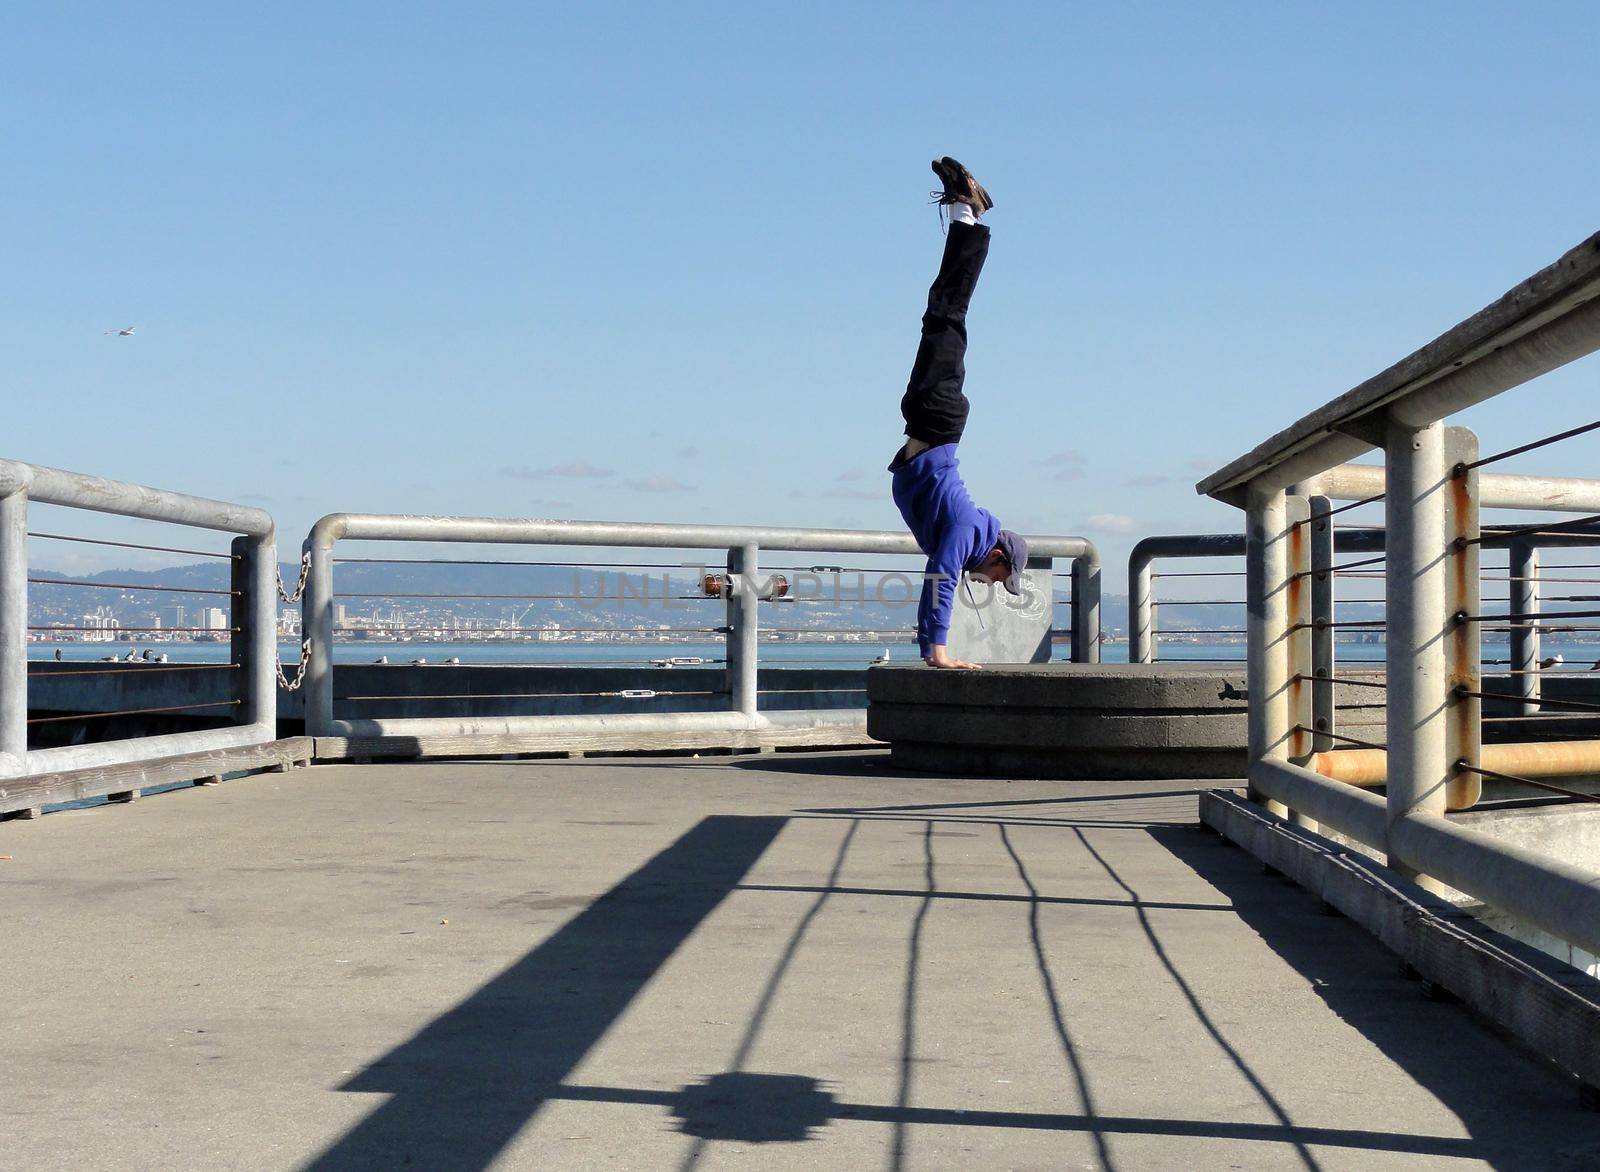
top-left (300, 814), bottom-right (787, 1172)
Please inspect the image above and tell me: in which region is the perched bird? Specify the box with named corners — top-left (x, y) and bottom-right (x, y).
top-left (1540, 653), bottom-right (1565, 670)
top-left (872, 648), bottom-right (892, 665)
top-left (142, 649), bottom-right (156, 661)
top-left (410, 657), bottom-right (427, 666)
top-left (100, 654), bottom-right (119, 662)
top-left (124, 648), bottom-right (139, 661)
top-left (54, 648), bottom-right (62, 661)
top-left (155, 653), bottom-right (169, 663)
top-left (445, 656), bottom-right (460, 665)
top-left (374, 655), bottom-right (389, 664)
top-left (104, 326), bottom-right (136, 337)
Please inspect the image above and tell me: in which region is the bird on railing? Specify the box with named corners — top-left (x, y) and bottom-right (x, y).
top-left (142, 649), bottom-right (156, 661)
top-left (101, 654), bottom-right (119, 662)
top-left (124, 648), bottom-right (139, 662)
top-left (1540, 653), bottom-right (1565, 670)
top-left (374, 655), bottom-right (389, 664)
top-left (410, 657), bottom-right (427, 666)
top-left (872, 648), bottom-right (892, 664)
top-left (445, 656), bottom-right (460, 665)
top-left (155, 653), bottom-right (168, 663)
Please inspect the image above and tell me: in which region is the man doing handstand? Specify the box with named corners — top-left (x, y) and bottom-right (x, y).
top-left (889, 157), bottom-right (1027, 670)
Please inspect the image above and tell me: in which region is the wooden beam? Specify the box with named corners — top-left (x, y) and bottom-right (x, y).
top-left (0, 737), bottom-right (313, 816)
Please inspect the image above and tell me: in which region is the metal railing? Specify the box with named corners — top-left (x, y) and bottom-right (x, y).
top-left (1127, 527), bottom-right (1386, 664)
top-left (300, 514), bottom-right (1100, 748)
top-left (1197, 228), bottom-right (1600, 959)
top-left (1127, 516), bottom-right (1600, 761)
top-left (0, 459), bottom-right (277, 813)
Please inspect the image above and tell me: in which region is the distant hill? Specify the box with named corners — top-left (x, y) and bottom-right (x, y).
top-left (24, 560), bottom-right (1419, 641)
top-left (30, 559), bottom-right (1002, 634)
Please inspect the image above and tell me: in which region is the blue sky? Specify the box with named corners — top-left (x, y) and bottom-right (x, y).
top-left (7, 2), bottom-right (1599, 583)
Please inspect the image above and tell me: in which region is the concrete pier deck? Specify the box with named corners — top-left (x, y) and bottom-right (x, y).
top-left (7, 753), bottom-right (1600, 1170)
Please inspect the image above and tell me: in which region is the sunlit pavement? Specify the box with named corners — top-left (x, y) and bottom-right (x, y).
top-left (7, 752), bottom-right (1600, 1171)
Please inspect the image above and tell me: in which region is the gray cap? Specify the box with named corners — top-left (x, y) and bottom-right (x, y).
top-left (996, 529), bottom-right (1028, 595)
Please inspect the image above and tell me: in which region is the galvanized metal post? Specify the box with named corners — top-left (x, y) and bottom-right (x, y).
top-left (304, 536), bottom-right (336, 738)
top-left (1129, 548), bottom-right (1156, 664)
top-left (1384, 415), bottom-right (1450, 879)
top-left (1508, 536), bottom-right (1541, 718)
top-left (1245, 482), bottom-right (1292, 816)
top-left (250, 534), bottom-right (277, 731)
top-left (0, 483), bottom-right (28, 775)
top-left (725, 543), bottom-right (760, 719)
top-left (1284, 494), bottom-right (1315, 828)
top-left (1309, 495), bottom-right (1336, 757)
top-left (1071, 549), bottom-right (1101, 663)
top-left (1443, 427), bottom-right (1481, 811)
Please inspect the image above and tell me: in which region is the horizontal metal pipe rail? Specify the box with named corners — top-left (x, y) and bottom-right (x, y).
top-left (1127, 528), bottom-right (1384, 664)
top-left (1310, 463), bottom-right (1600, 514)
top-left (1252, 758), bottom-right (1600, 960)
top-left (1199, 229), bottom-right (1600, 959)
top-left (1316, 740), bottom-right (1600, 786)
top-left (301, 513), bottom-right (1100, 741)
top-left (0, 459), bottom-right (276, 810)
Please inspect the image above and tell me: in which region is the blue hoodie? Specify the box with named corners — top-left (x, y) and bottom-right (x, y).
top-left (890, 443), bottom-right (1002, 656)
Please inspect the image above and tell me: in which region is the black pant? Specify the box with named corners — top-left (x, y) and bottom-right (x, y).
top-left (899, 221), bottom-right (990, 449)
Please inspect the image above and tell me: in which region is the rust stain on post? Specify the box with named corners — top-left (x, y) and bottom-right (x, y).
top-left (1287, 517), bottom-right (1308, 759)
top-left (1445, 461), bottom-right (1482, 810)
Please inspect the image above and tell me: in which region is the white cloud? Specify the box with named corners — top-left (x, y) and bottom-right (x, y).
top-left (1083, 512), bottom-right (1142, 534)
top-left (823, 487), bottom-right (881, 500)
top-left (500, 462), bottom-right (616, 480)
top-left (1038, 450), bottom-right (1087, 483)
top-left (626, 475), bottom-right (696, 493)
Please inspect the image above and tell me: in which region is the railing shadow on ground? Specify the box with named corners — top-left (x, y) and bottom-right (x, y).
top-left (1149, 822), bottom-right (1600, 1171)
top-left (300, 787), bottom-right (1575, 1172)
top-left (793, 794), bottom-right (1491, 1170)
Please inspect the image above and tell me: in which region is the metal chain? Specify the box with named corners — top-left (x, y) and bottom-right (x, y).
top-left (277, 549), bottom-right (311, 603)
top-left (276, 636), bottom-right (311, 691)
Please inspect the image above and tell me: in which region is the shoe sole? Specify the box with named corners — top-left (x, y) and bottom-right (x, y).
top-left (933, 157), bottom-right (994, 212)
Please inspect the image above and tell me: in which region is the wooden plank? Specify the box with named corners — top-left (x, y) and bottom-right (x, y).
top-left (0, 737), bottom-right (313, 815)
top-left (313, 723), bottom-right (874, 761)
top-left (1202, 789), bottom-right (1600, 1092)
top-left (1198, 232), bottom-right (1600, 500)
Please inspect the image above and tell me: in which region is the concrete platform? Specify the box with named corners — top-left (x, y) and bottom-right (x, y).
top-left (6, 753), bottom-right (1600, 1170)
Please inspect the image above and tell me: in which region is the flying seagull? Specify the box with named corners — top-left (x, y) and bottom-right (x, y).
top-left (104, 326), bottom-right (136, 337)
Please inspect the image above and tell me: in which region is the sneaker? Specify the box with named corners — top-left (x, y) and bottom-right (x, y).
top-left (930, 156), bottom-right (994, 214)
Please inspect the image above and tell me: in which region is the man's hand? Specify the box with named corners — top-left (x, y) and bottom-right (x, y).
top-left (926, 645), bottom-right (982, 670)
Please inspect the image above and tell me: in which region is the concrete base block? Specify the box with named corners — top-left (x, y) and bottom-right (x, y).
top-left (868, 663), bottom-right (1251, 779)
top-left (867, 663), bottom-right (1388, 780)
top-left (889, 741), bottom-right (1244, 780)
